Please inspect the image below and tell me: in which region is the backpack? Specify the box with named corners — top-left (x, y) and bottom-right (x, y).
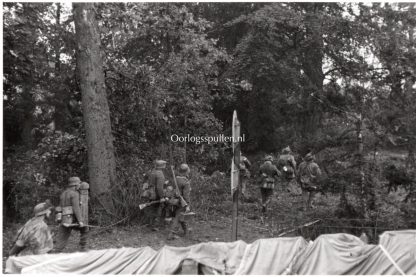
top-left (299, 163), bottom-right (315, 188)
top-left (142, 182), bottom-right (156, 200)
top-left (279, 156), bottom-right (295, 180)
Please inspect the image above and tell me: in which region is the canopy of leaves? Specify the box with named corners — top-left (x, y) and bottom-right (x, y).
top-left (3, 3), bottom-right (415, 223)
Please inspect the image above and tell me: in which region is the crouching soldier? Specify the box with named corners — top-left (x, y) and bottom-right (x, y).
top-left (54, 177), bottom-right (87, 252)
top-left (9, 202), bottom-right (54, 256)
top-left (258, 155), bottom-right (281, 216)
top-left (167, 163), bottom-right (191, 240)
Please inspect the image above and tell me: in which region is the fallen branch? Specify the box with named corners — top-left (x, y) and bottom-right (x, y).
top-left (277, 220), bottom-right (321, 237)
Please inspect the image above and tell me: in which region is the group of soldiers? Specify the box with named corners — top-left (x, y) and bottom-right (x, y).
top-left (9, 177), bottom-right (90, 257)
top-left (242, 146), bottom-right (322, 216)
top-left (8, 159), bottom-right (192, 257)
top-left (141, 160), bottom-right (192, 241)
top-left (8, 147), bottom-right (320, 257)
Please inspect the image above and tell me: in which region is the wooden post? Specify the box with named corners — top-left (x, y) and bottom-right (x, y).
top-left (79, 182), bottom-right (89, 227)
top-left (231, 111), bottom-right (241, 241)
top-left (357, 113), bottom-right (367, 218)
top-left (184, 116), bottom-right (187, 164)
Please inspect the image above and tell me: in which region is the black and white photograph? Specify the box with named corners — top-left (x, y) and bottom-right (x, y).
top-left (2, 2), bottom-right (416, 274)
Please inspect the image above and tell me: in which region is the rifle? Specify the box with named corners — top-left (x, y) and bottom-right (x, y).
top-left (169, 143), bottom-right (188, 208)
top-left (62, 223), bottom-right (100, 228)
top-left (170, 165), bottom-right (188, 208)
top-left (139, 199), bottom-right (163, 210)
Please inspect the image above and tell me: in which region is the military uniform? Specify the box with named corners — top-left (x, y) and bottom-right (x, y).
top-left (54, 177), bottom-right (87, 252)
top-left (9, 203), bottom-right (53, 256)
top-left (298, 154), bottom-right (322, 210)
top-left (258, 157), bottom-right (280, 214)
top-left (145, 160), bottom-right (167, 229)
top-left (276, 147), bottom-right (300, 195)
top-left (240, 155), bottom-right (251, 198)
top-left (167, 164), bottom-right (191, 240)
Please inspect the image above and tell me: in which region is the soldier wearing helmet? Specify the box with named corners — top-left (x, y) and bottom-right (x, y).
top-left (145, 160), bottom-right (168, 231)
top-left (54, 176), bottom-right (88, 252)
top-left (298, 152), bottom-right (322, 211)
top-left (9, 202), bottom-right (53, 256)
top-left (258, 155), bottom-right (281, 216)
top-left (240, 152), bottom-right (252, 200)
top-left (167, 163), bottom-right (191, 240)
top-left (276, 146), bottom-right (301, 196)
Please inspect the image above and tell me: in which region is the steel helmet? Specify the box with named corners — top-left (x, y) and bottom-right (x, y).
top-left (179, 163), bottom-right (190, 174)
top-left (34, 202), bottom-right (52, 217)
top-left (68, 176), bottom-right (81, 187)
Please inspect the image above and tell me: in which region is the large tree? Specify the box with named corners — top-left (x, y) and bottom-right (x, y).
top-left (73, 3), bottom-right (116, 215)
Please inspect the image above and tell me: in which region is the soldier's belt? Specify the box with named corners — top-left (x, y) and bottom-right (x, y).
top-left (62, 206), bottom-right (74, 215)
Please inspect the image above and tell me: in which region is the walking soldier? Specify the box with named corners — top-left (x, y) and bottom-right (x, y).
top-left (298, 153), bottom-right (322, 211)
top-left (240, 153), bottom-right (252, 200)
top-left (145, 160), bottom-right (167, 230)
top-left (276, 146), bottom-right (300, 195)
top-left (258, 155), bottom-right (281, 216)
top-left (54, 177), bottom-right (87, 252)
top-left (167, 163), bottom-right (191, 240)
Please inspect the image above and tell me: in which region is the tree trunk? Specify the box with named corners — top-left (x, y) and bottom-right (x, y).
top-left (356, 113), bottom-right (368, 218)
top-left (301, 3), bottom-right (325, 139)
top-left (53, 2), bottom-right (70, 131)
top-left (73, 3), bottom-right (116, 215)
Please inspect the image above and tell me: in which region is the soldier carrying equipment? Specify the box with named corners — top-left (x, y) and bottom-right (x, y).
top-left (276, 146), bottom-right (301, 195)
top-left (53, 177), bottom-right (88, 252)
top-left (145, 160), bottom-right (167, 230)
top-left (258, 155), bottom-right (281, 215)
top-left (276, 147), bottom-right (296, 180)
top-left (240, 153), bottom-right (252, 200)
top-left (167, 163), bottom-right (192, 240)
top-left (298, 153), bottom-right (322, 211)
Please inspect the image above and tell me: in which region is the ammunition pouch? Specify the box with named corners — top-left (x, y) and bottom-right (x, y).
top-left (282, 166), bottom-right (295, 180)
top-left (61, 206), bottom-right (74, 225)
top-left (62, 206), bottom-right (73, 215)
top-left (260, 173), bottom-right (275, 189)
top-left (55, 206), bottom-right (62, 223)
top-left (262, 182), bottom-right (275, 189)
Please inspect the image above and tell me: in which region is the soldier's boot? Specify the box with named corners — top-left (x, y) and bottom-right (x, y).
top-left (151, 218), bottom-right (162, 231)
top-left (167, 231), bottom-right (180, 240)
top-left (79, 227), bottom-right (88, 252)
top-left (180, 222), bottom-right (188, 237)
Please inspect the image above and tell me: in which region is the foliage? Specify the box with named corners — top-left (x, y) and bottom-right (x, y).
top-left (3, 3), bottom-right (416, 228)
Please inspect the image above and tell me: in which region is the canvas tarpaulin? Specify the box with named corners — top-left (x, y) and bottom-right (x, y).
top-left (289, 231), bottom-right (416, 275)
top-left (5, 230), bottom-right (416, 274)
top-left (234, 237), bottom-right (308, 275)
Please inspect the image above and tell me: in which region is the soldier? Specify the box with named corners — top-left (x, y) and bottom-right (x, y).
top-left (276, 146), bottom-right (300, 195)
top-left (54, 177), bottom-right (87, 252)
top-left (240, 153), bottom-right (252, 200)
top-left (166, 163), bottom-right (191, 240)
top-left (298, 153), bottom-right (322, 211)
top-left (146, 160), bottom-right (167, 230)
top-left (258, 155), bottom-right (281, 216)
top-left (9, 202), bottom-right (54, 256)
